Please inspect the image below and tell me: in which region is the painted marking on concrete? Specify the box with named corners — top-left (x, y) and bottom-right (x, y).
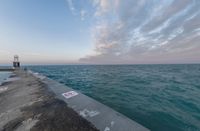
top-left (103, 121), bottom-right (115, 131)
top-left (79, 109), bottom-right (100, 118)
top-left (104, 127), bottom-right (110, 131)
top-left (62, 91), bottom-right (78, 99)
top-left (111, 121), bottom-right (115, 127)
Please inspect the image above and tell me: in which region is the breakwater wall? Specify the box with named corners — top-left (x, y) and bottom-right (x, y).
top-left (30, 70), bottom-right (149, 131)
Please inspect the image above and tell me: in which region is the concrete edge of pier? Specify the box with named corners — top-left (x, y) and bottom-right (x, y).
top-left (29, 70), bottom-right (150, 131)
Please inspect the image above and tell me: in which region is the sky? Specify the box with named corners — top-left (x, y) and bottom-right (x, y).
top-left (0, 0), bottom-right (200, 65)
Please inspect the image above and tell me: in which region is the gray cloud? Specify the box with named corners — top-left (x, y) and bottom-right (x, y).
top-left (80, 0), bottom-right (200, 64)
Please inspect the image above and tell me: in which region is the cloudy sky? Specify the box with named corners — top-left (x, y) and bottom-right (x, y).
top-left (0, 0), bottom-right (200, 65)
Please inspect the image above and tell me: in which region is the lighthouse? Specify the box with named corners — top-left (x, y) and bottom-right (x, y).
top-left (13, 55), bottom-right (20, 68)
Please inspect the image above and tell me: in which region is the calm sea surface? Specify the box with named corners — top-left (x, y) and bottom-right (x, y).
top-left (27, 65), bottom-right (200, 131)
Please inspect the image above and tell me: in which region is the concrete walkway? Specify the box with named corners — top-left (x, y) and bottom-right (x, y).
top-left (0, 70), bottom-right (99, 131)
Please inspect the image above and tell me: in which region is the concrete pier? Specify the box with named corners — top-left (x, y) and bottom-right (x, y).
top-left (0, 70), bottom-right (149, 131)
top-left (0, 70), bottom-right (98, 131)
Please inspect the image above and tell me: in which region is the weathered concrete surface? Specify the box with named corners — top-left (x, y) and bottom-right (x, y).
top-left (32, 71), bottom-right (150, 131)
top-left (0, 70), bottom-right (99, 131)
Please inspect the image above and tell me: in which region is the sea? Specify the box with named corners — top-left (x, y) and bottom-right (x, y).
top-left (27, 64), bottom-right (200, 131)
top-left (0, 72), bottom-right (11, 85)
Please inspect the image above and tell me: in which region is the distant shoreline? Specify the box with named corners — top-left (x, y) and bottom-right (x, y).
top-left (1, 63), bottom-right (200, 67)
top-left (0, 68), bottom-right (14, 71)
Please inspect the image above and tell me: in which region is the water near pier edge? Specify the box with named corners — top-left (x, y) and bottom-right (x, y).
top-left (27, 64), bottom-right (200, 131)
top-left (0, 72), bottom-right (12, 85)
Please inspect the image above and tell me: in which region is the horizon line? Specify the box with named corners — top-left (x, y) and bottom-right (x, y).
top-left (1, 63), bottom-right (200, 66)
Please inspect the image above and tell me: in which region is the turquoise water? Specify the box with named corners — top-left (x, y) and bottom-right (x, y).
top-left (27, 65), bottom-right (200, 131)
top-left (0, 72), bottom-right (11, 85)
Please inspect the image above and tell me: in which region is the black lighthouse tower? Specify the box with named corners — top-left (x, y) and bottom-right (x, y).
top-left (13, 55), bottom-right (20, 68)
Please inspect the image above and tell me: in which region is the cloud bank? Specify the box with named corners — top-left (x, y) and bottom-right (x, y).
top-left (80, 0), bottom-right (200, 64)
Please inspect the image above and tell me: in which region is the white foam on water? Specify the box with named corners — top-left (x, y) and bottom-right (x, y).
top-left (4, 77), bottom-right (21, 82)
top-left (0, 72), bottom-right (12, 85)
top-left (28, 70), bottom-right (46, 80)
top-left (0, 87), bottom-right (8, 93)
